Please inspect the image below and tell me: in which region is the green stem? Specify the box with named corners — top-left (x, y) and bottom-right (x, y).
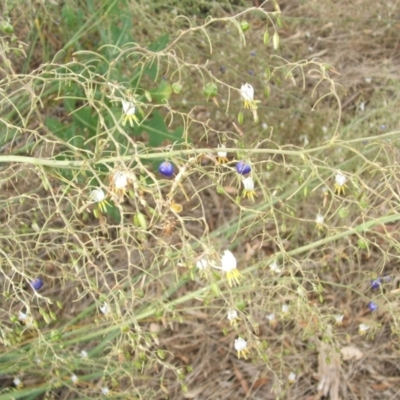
top-left (1, 128), bottom-right (399, 168)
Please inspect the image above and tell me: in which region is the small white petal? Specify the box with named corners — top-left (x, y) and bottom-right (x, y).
top-left (18, 311), bottom-right (28, 321)
top-left (80, 350), bottom-right (88, 358)
top-left (282, 304), bottom-right (289, 313)
top-left (227, 309), bottom-right (238, 321)
top-left (335, 173), bottom-right (347, 186)
top-left (359, 323), bottom-right (370, 332)
top-left (90, 188), bottom-right (105, 203)
top-left (240, 83), bottom-right (254, 101)
top-left (234, 337), bottom-right (247, 352)
top-left (242, 176), bottom-right (255, 191)
top-left (100, 302), bottom-right (110, 315)
top-left (113, 172), bottom-right (128, 189)
top-left (13, 378), bottom-right (22, 387)
top-left (122, 100), bottom-right (135, 115)
top-left (288, 372), bottom-right (296, 382)
top-left (101, 387), bottom-right (110, 395)
top-left (335, 314), bottom-right (344, 324)
top-left (71, 374), bottom-right (78, 383)
top-left (221, 250), bottom-right (237, 272)
top-left (196, 258), bottom-right (208, 270)
top-left (269, 261), bottom-right (281, 273)
top-left (316, 214), bottom-right (324, 224)
top-left (217, 145), bottom-right (227, 158)
top-left (266, 313), bottom-right (275, 321)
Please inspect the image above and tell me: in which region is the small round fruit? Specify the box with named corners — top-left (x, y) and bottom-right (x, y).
top-left (159, 161), bottom-right (174, 177)
top-left (236, 161), bottom-right (251, 175)
top-left (31, 278), bottom-right (43, 291)
top-left (370, 278), bottom-right (381, 290)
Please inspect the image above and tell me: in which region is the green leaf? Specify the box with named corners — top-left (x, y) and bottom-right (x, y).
top-left (45, 116), bottom-right (69, 140)
top-left (149, 80), bottom-right (172, 103)
top-left (61, 5), bottom-right (84, 30)
top-left (105, 201), bottom-right (121, 224)
top-left (73, 106), bottom-right (98, 140)
top-left (148, 34), bottom-right (170, 52)
top-left (143, 111), bottom-right (183, 148)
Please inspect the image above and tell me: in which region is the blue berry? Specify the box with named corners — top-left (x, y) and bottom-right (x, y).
top-left (370, 278), bottom-right (381, 290)
top-left (236, 161), bottom-right (251, 175)
top-left (368, 301), bottom-right (378, 312)
top-left (31, 278), bottom-right (43, 291)
top-left (158, 161), bottom-right (174, 177)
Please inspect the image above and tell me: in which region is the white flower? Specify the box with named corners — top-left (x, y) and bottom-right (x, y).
top-left (334, 314), bottom-right (344, 325)
top-left (18, 310), bottom-right (33, 327)
top-left (240, 83), bottom-right (257, 110)
top-left (90, 188), bottom-right (108, 213)
top-left (227, 309), bottom-right (238, 321)
top-left (100, 302), bottom-right (110, 315)
top-left (221, 250), bottom-right (237, 272)
top-left (334, 172), bottom-right (347, 195)
top-left (71, 374), bottom-right (78, 384)
top-left (240, 83), bottom-right (254, 102)
top-left (122, 100), bottom-right (139, 127)
top-left (269, 261), bottom-right (281, 274)
top-left (220, 250), bottom-right (242, 286)
top-left (35, 358), bottom-right (42, 365)
top-left (358, 323), bottom-right (370, 335)
top-left (288, 372), bottom-right (296, 383)
top-left (217, 145), bottom-right (228, 163)
top-left (266, 313), bottom-right (276, 322)
top-left (316, 213), bottom-right (325, 230)
top-left (196, 258), bottom-right (208, 270)
top-left (90, 188), bottom-right (106, 203)
top-left (234, 337), bottom-right (247, 351)
top-left (80, 350), bottom-right (88, 358)
top-left (112, 171), bottom-right (128, 190)
top-left (242, 177), bottom-right (257, 202)
top-left (13, 378), bottom-right (22, 388)
top-left (18, 311), bottom-right (28, 322)
top-left (101, 386), bottom-right (110, 395)
top-left (242, 176), bottom-right (254, 191)
top-left (281, 304), bottom-right (289, 314)
top-left (217, 145), bottom-right (227, 158)
top-left (234, 337), bottom-right (249, 359)
top-left (122, 100), bottom-right (135, 116)
top-left (335, 173), bottom-right (347, 187)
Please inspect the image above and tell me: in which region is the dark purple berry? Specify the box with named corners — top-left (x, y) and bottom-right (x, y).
top-left (370, 278), bottom-right (381, 290)
top-left (236, 161), bottom-right (251, 175)
top-left (31, 278), bottom-right (43, 291)
top-left (368, 301), bottom-right (378, 312)
top-left (158, 161), bottom-right (174, 177)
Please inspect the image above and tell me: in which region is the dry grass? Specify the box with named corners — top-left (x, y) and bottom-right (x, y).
top-left (1, 1), bottom-right (400, 399)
